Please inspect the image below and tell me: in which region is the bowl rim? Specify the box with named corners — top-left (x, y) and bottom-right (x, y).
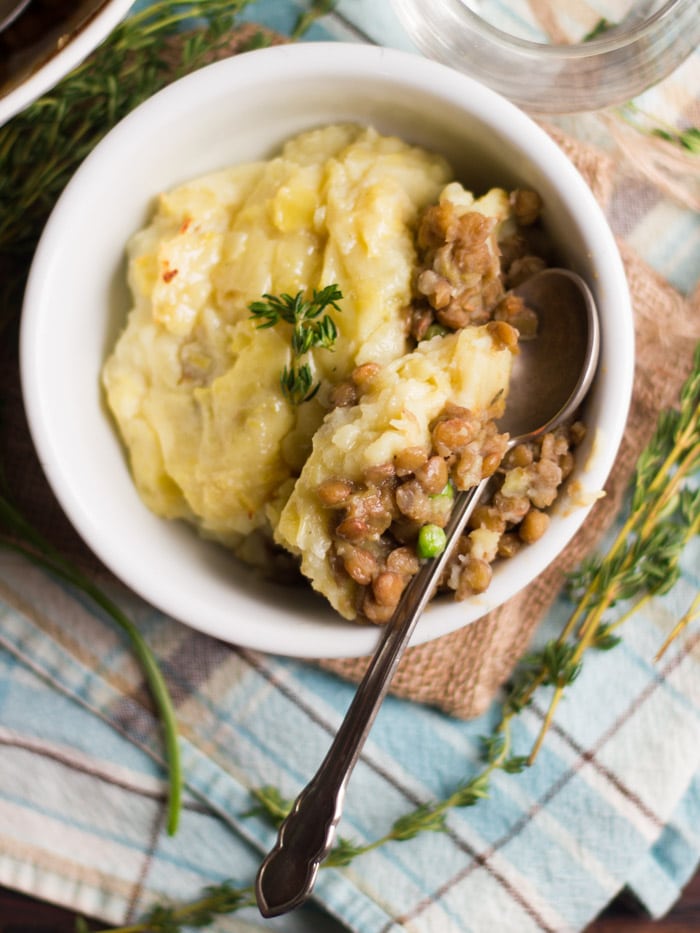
top-left (19, 42), bottom-right (634, 658)
top-left (0, 0), bottom-right (133, 127)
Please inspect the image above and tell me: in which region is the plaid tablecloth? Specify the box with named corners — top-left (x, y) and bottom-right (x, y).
top-left (0, 2), bottom-right (699, 931)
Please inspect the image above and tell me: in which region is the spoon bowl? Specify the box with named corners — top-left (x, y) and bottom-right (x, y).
top-left (500, 268), bottom-right (599, 439)
top-left (255, 267), bottom-right (601, 918)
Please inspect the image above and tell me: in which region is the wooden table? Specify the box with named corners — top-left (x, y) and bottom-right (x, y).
top-left (1, 872), bottom-right (699, 932)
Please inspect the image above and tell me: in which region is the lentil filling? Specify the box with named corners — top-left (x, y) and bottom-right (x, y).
top-left (315, 189), bottom-right (586, 624)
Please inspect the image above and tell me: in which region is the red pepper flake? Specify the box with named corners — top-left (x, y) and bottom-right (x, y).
top-left (179, 217), bottom-right (192, 235)
top-left (162, 264), bottom-right (179, 283)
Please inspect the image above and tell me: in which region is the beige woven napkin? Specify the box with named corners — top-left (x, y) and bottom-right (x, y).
top-left (2, 37), bottom-right (698, 722)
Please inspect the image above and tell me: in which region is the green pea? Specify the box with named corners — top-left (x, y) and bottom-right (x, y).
top-left (429, 480), bottom-right (454, 501)
top-left (423, 323), bottom-right (449, 341)
top-left (417, 523), bottom-right (447, 559)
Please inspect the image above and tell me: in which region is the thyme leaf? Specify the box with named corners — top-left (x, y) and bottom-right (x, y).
top-left (86, 881), bottom-right (256, 933)
top-left (244, 784), bottom-right (293, 826)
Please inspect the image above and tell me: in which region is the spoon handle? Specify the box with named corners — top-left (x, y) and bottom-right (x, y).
top-left (255, 477), bottom-right (489, 918)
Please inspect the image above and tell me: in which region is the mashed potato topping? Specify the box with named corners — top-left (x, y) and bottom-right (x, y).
top-left (104, 123), bottom-right (575, 623)
top-left (102, 125), bottom-right (452, 548)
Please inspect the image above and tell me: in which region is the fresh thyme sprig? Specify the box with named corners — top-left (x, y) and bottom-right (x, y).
top-left (0, 0), bottom-right (261, 332)
top-left (526, 341), bottom-right (700, 760)
top-left (78, 881), bottom-right (256, 933)
top-left (248, 284), bottom-right (343, 404)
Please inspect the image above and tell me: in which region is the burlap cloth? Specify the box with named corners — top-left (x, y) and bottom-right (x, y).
top-left (2, 31), bottom-right (698, 722)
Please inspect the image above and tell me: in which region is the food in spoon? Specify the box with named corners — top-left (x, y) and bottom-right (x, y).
top-left (102, 123), bottom-right (584, 622)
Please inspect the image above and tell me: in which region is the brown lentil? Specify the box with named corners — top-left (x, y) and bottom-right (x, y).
top-left (329, 381), bottom-right (357, 408)
top-left (395, 479), bottom-right (432, 523)
top-left (506, 255), bottom-right (547, 288)
top-left (469, 504), bottom-right (506, 535)
top-left (335, 516), bottom-right (372, 542)
top-left (432, 416), bottom-right (478, 455)
top-left (510, 188), bottom-right (543, 226)
top-left (504, 443), bottom-right (534, 469)
top-left (570, 421), bottom-right (587, 446)
top-left (386, 546), bottom-right (420, 576)
top-left (317, 478), bottom-right (354, 507)
top-left (372, 571), bottom-right (406, 607)
top-left (486, 320), bottom-right (519, 352)
top-left (519, 508), bottom-right (550, 544)
top-left (362, 595), bottom-right (395, 625)
top-left (364, 462), bottom-right (396, 485)
top-left (340, 544), bottom-right (377, 584)
top-left (416, 456), bottom-right (449, 495)
top-left (497, 533), bottom-right (521, 559)
top-left (351, 362), bottom-right (381, 391)
top-left (457, 555), bottom-right (492, 598)
top-left (394, 446), bottom-right (429, 475)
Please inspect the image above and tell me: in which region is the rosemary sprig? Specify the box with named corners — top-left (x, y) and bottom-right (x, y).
top-left (249, 284), bottom-right (343, 404)
top-left (0, 494), bottom-right (182, 835)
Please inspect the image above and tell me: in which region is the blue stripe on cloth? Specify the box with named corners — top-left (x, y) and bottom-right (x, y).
top-left (626, 771), bottom-right (700, 917)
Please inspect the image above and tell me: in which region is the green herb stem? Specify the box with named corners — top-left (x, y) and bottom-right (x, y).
top-left (655, 590), bottom-right (700, 661)
top-left (0, 498), bottom-right (182, 835)
top-left (292, 0), bottom-right (339, 38)
top-left (91, 883), bottom-right (256, 933)
top-left (618, 103), bottom-right (700, 154)
top-left (527, 344), bottom-right (700, 762)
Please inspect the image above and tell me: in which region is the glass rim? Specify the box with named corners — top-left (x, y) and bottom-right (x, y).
top-left (391, 0), bottom-right (700, 112)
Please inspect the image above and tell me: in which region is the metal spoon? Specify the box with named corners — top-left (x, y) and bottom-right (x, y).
top-left (0, 0), bottom-right (31, 32)
top-left (255, 267), bottom-right (600, 918)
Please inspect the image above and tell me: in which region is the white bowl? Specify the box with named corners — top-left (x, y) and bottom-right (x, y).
top-left (20, 43), bottom-right (634, 658)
